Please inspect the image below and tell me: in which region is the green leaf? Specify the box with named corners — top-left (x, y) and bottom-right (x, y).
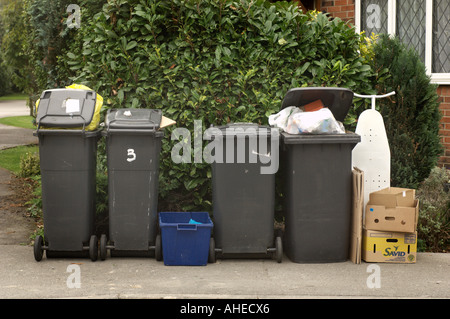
top-left (359, 65), bottom-right (371, 72)
top-left (106, 30), bottom-right (118, 38)
top-left (264, 20), bottom-right (272, 33)
top-left (126, 41), bottom-right (137, 51)
top-left (118, 89), bottom-right (124, 104)
top-left (131, 97), bottom-right (139, 108)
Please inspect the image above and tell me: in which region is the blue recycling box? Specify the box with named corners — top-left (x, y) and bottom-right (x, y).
top-left (159, 212), bottom-right (213, 266)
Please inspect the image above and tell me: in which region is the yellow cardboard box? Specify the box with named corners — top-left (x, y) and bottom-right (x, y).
top-left (362, 228), bottom-right (417, 263)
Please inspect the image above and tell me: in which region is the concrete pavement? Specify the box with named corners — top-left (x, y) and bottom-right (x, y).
top-left (0, 99), bottom-right (449, 301)
top-left (0, 123), bottom-right (38, 150)
top-left (0, 99), bottom-right (30, 118)
top-left (0, 245), bottom-right (449, 299)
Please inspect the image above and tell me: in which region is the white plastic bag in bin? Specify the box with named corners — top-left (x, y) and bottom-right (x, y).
top-left (268, 106), bottom-right (302, 134)
top-left (290, 108), bottom-right (345, 134)
top-left (269, 107), bottom-right (345, 134)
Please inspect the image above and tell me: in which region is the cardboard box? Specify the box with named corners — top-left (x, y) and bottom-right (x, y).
top-left (160, 116), bottom-right (176, 129)
top-left (302, 99), bottom-right (324, 112)
top-left (365, 187), bottom-right (419, 233)
top-left (362, 228), bottom-right (417, 263)
top-left (350, 168), bottom-right (364, 264)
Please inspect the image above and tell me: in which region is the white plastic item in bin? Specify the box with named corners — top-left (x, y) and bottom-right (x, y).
top-left (268, 106), bottom-right (301, 134)
top-left (269, 107), bottom-right (345, 134)
top-left (289, 108), bottom-right (345, 134)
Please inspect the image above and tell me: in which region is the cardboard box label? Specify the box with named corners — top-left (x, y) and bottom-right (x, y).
top-left (362, 229), bottom-right (417, 263)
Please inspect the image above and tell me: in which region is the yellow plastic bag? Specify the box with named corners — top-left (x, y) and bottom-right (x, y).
top-left (35, 84), bottom-right (103, 131)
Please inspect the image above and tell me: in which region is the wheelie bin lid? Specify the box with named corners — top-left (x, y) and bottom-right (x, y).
top-left (105, 108), bottom-right (162, 130)
top-left (281, 87), bottom-right (354, 122)
top-left (281, 131), bottom-right (360, 144)
top-left (36, 88), bottom-right (99, 129)
top-left (204, 123), bottom-right (273, 140)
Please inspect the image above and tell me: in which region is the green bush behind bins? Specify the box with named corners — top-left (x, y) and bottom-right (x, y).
top-left (370, 35), bottom-right (442, 190)
top-left (66, 0), bottom-right (374, 211)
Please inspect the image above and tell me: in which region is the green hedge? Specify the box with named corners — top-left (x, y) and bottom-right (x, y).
top-left (67, 0), bottom-right (374, 211)
top-left (370, 35), bottom-right (442, 189)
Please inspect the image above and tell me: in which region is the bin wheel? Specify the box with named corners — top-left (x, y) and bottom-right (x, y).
top-left (100, 234), bottom-right (107, 261)
top-left (155, 234), bottom-right (162, 261)
top-left (89, 235), bottom-right (98, 262)
top-left (275, 236), bottom-right (283, 263)
top-left (208, 237), bottom-right (216, 263)
top-left (34, 235), bottom-right (44, 262)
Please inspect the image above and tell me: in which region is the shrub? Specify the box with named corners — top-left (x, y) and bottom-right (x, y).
top-left (370, 34), bottom-right (443, 189)
top-left (66, 0), bottom-right (374, 211)
top-left (26, 176), bottom-right (42, 219)
top-left (19, 151), bottom-right (40, 178)
top-left (416, 167), bottom-right (450, 252)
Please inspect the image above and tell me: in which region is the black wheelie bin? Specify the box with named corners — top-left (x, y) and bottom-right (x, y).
top-left (33, 88), bottom-right (102, 261)
top-left (100, 109), bottom-right (164, 260)
top-left (206, 123), bottom-right (283, 263)
top-left (279, 87), bottom-right (360, 263)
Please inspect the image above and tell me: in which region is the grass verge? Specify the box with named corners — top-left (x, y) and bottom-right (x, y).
top-left (0, 145), bottom-right (39, 175)
top-left (0, 116), bottom-right (35, 129)
top-left (0, 93), bottom-right (28, 101)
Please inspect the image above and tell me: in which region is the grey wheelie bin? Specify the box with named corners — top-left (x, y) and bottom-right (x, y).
top-left (100, 109), bottom-right (164, 260)
top-left (206, 123), bottom-right (283, 263)
top-left (279, 87), bottom-right (360, 263)
top-left (33, 88), bottom-right (101, 262)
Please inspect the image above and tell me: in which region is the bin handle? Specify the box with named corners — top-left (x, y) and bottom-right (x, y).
top-left (104, 128), bottom-right (162, 135)
top-left (353, 91), bottom-right (396, 110)
top-left (36, 114), bottom-right (87, 135)
top-left (177, 224), bottom-right (198, 231)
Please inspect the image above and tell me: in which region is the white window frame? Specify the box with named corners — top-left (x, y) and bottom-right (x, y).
top-left (355, 0), bottom-right (450, 84)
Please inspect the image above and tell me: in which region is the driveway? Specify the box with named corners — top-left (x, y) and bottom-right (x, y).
top-left (0, 99), bottom-right (37, 150)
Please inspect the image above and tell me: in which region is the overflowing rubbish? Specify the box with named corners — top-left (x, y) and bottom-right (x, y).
top-left (268, 100), bottom-right (345, 134)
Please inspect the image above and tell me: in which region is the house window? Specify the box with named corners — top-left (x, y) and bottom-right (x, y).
top-left (396, 0), bottom-right (426, 62)
top-left (355, 0), bottom-right (450, 84)
top-left (433, 0), bottom-right (450, 74)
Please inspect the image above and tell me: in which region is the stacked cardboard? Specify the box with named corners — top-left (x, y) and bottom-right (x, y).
top-left (350, 168), bottom-right (364, 264)
top-left (363, 187), bottom-right (418, 263)
top-left (351, 169), bottom-right (419, 264)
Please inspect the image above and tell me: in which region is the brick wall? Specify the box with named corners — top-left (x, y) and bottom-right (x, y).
top-left (437, 86), bottom-right (450, 168)
top-left (321, 0), bottom-right (355, 23)
top-left (321, 1), bottom-right (450, 168)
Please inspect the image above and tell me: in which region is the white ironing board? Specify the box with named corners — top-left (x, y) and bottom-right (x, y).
top-left (352, 92), bottom-right (395, 216)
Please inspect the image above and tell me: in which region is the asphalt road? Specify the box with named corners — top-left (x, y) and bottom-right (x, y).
top-left (0, 99), bottom-right (37, 150)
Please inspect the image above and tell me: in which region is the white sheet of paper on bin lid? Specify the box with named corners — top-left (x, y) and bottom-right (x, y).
top-left (65, 99), bottom-right (80, 113)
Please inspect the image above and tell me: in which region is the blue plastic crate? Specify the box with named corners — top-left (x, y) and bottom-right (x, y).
top-left (159, 212), bottom-right (213, 266)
